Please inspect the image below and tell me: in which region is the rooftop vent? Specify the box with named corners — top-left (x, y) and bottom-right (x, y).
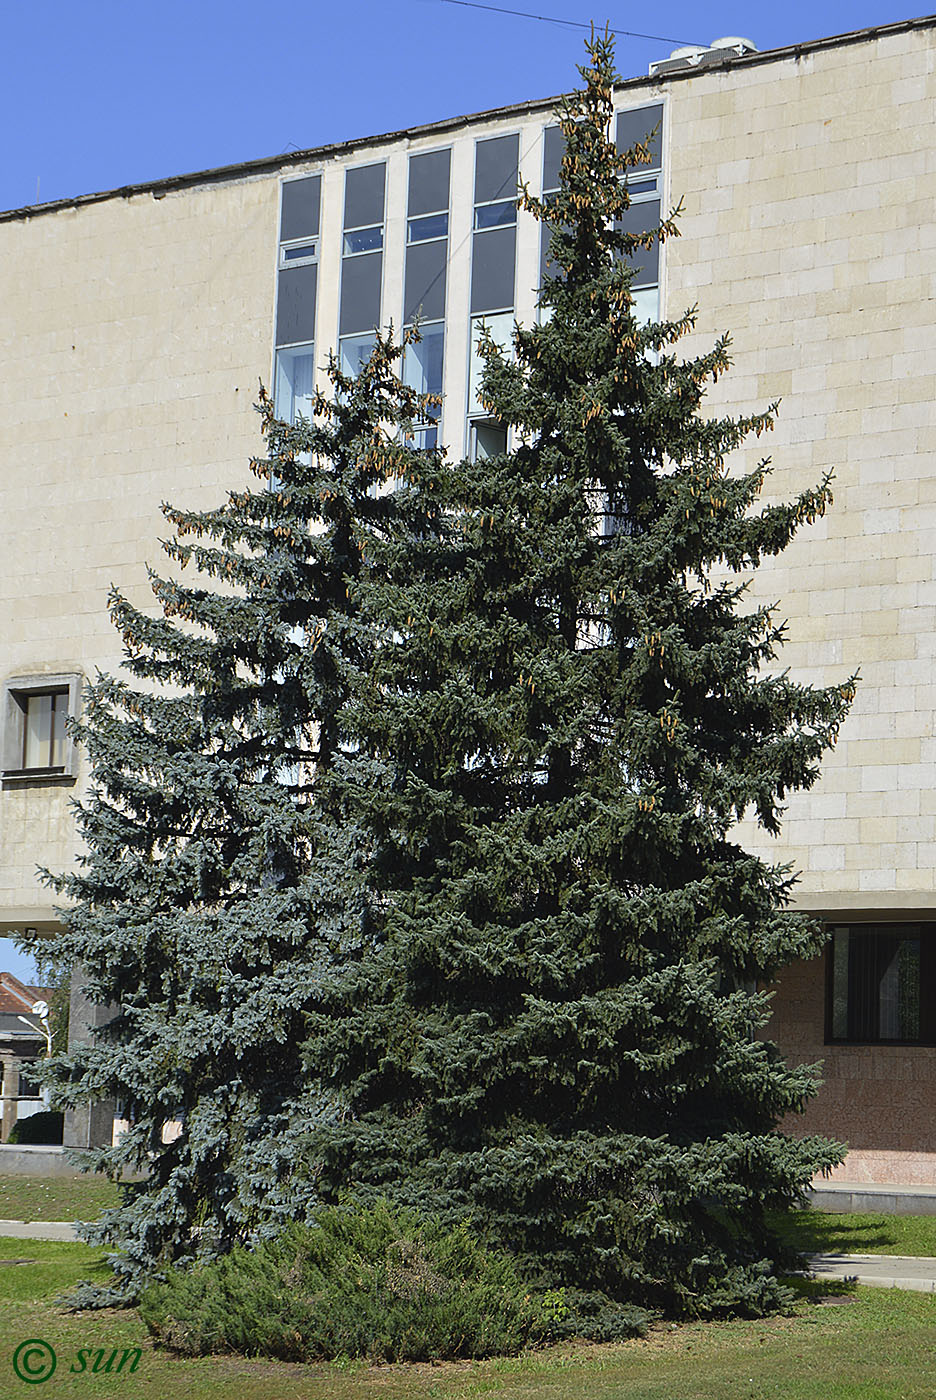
top-left (649, 35), bottom-right (758, 77)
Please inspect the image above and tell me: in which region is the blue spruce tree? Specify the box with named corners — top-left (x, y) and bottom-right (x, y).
top-left (35, 335), bottom-right (437, 1303)
top-left (301, 37), bottom-right (856, 1323)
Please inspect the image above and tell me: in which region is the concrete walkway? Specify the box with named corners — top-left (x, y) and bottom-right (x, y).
top-left (0, 1219), bottom-right (79, 1241)
top-left (806, 1252), bottom-right (936, 1292)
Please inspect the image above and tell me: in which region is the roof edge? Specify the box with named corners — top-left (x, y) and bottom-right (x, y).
top-left (2, 12), bottom-right (934, 225)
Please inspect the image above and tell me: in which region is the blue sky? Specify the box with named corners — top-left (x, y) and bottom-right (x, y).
top-left (0, 940), bottom-right (44, 986)
top-left (0, 1), bottom-right (925, 213)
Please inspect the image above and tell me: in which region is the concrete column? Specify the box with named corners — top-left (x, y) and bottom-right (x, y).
top-left (62, 967), bottom-right (116, 1150)
top-left (1, 1058), bottom-right (20, 1144)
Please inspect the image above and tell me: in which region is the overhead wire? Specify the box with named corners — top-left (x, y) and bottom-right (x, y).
top-left (435, 0), bottom-right (700, 47)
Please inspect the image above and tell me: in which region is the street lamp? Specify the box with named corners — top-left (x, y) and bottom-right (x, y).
top-left (17, 1001), bottom-right (54, 1058)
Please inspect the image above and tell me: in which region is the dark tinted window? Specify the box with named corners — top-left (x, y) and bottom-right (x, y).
top-left (339, 252), bottom-right (382, 335)
top-left (542, 124), bottom-right (565, 192)
top-left (276, 262), bottom-right (317, 346)
top-left (344, 163), bottom-right (386, 229)
top-left (616, 199), bottom-right (660, 287)
top-left (829, 924), bottom-right (936, 1043)
top-left (470, 226), bottom-right (516, 313)
top-left (474, 134), bottom-right (519, 204)
top-left (616, 104), bottom-right (663, 171)
top-left (280, 175), bottom-right (321, 242)
top-left (408, 149), bottom-right (451, 216)
top-left (404, 240), bottom-right (447, 324)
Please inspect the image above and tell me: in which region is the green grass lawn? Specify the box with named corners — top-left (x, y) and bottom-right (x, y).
top-left (772, 1209), bottom-right (936, 1258)
top-left (0, 1174), bottom-right (121, 1223)
top-left (0, 1237), bottom-right (935, 1400)
top-left (5, 1176), bottom-right (936, 1260)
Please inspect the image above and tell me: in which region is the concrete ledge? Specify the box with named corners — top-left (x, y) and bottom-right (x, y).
top-left (0, 1145), bottom-right (99, 1178)
top-left (808, 1181), bottom-right (936, 1216)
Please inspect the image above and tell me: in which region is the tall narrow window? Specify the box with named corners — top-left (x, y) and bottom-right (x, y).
top-left (539, 123), bottom-right (565, 292)
top-left (275, 174), bottom-right (320, 421)
top-left (339, 163), bottom-right (386, 378)
top-left (403, 148), bottom-right (450, 449)
top-left (470, 134), bottom-right (518, 317)
top-left (614, 104), bottom-right (664, 317)
top-left (468, 134), bottom-right (518, 446)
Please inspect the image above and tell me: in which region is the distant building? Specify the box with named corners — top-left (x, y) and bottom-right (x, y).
top-left (0, 973), bottom-right (52, 1140)
top-left (1, 16), bottom-right (934, 1181)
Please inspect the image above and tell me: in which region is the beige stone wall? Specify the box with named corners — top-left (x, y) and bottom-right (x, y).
top-left (664, 25), bottom-right (936, 911)
top-left (0, 174), bottom-right (281, 920)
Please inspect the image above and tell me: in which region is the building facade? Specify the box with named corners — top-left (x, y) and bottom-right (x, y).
top-left (1, 16), bottom-right (935, 1180)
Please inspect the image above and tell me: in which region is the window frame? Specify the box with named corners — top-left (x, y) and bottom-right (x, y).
top-left (2, 673), bottom-right (82, 784)
top-left (407, 212), bottom-right (449, 245)
top-left (469, 419), bottom-right (508, 462)
top-left (825, 922), bottom-right (936, 1047)
top-left (342, 225), bottom-right (384, 257)
top-left (16, 1061), bottom-right (43, 1100)
top-left (278, 239), bottom-right (318, 270)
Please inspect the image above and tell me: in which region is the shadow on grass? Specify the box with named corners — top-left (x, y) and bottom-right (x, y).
top-left (783, 1275), bottom-right (859, 1305)
top-left (770, 1211), bottom-right (906, 1256)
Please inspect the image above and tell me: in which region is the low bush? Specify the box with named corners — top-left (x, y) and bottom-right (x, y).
top-left (8, 1110), bottom-right (64, 1146)
top-left (140, 1199), bottom-right (618, 1362)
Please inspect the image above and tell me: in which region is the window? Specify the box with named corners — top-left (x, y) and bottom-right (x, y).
top-left (2, 673), bottom-right (82, 782)
top-left (827, 924), bottom-right (936, 1044)
top-left (274, 346), bottom-right (315, 423)
top-left (17, 1063), bottom-right (42, 1100)
top-left (613, 105), bottom-right (664, 311)
top-left (274, 174), bottom-right (321, 420)
top-left (279, 240), bottom-right (317, 268)
top-left (539, 124), bottom-right (565, 293)
top-left (344, 226), bottom-right (383, 256)
top-left (403, 425), bottom-right (438, 452)
top-left (401, 327), bottom-right (443, 448)
top-left (616, 103), bottom-right (663, 175)
top-left (408, 213), bottom-right (448, 243)
top-left (470, 134), bottom-right (518, 316)
top-left (402, 323), bottom-right (444, 404)
top-left (404, 149), bottom-right (450, 442)
top-left (474, 201), bottom-right (515, 231)
top-left (339, 331), bottom-right (376, 380)
top-left (599, 493), bottom-right (635, 540)
top-left (339, 163), bottom-right (386, 340)
top-left (468, 310), bottom-right (513, 414)
top-left (470, 421), bottom-right (507, 462)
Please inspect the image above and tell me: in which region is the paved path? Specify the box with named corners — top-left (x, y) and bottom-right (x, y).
top-left (807, 1253), bottom-right (936, 1292)
top-left (0, 1219), bottom-right (79, 1241)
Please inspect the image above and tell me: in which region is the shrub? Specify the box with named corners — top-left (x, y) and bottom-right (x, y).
top-left (8, 1110), bottom-right (64, 1145)
top-left (140, 1199), bottom-right (629, 1362)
